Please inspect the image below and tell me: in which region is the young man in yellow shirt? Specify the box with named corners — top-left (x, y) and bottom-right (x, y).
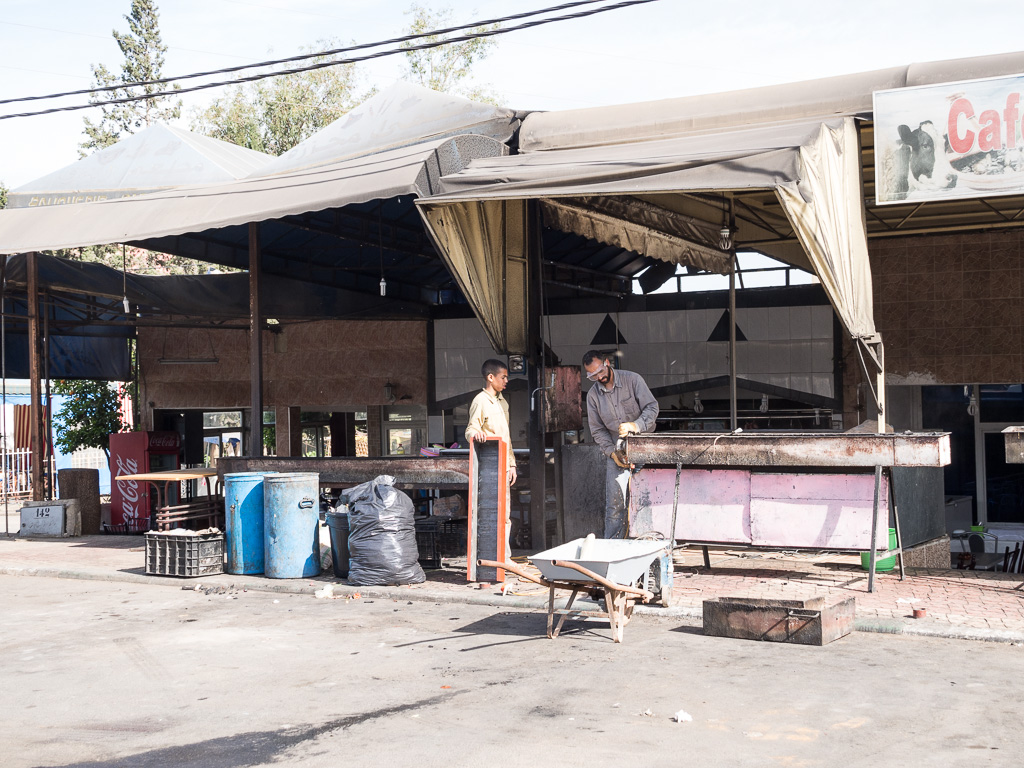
top-left (465, 359), bottom-right (518, 485)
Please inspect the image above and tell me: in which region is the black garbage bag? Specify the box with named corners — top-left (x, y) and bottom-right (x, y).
top-left (346, 474), bottom-right (425, 586)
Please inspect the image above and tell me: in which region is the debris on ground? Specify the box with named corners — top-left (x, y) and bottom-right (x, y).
top-left (673, 710), bottom-right (693, 723)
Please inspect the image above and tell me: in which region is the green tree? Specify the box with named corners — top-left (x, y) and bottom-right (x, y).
top-left (80, 0), bottom-right (181, 155)
top-left (401, 4), bottom-right (501, 104)
top-left (52, 380), bottom-right (129, 458)
top-left (57, 244), bottom-right (212, 276)
top-left (0, 182), bottom-right (7, 209)
top-left (190, 43), bottom-right (364, 156)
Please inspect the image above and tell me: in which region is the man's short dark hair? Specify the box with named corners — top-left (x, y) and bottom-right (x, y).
top-left (481, 358), bottom-right (508, 378)
top-left (582, 349), bottom-right (609, 367)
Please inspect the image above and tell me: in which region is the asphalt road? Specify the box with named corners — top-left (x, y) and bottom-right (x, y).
top-left (2, 574), bottom-right (1022, 768)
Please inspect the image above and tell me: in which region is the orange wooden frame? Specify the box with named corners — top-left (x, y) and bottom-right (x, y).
top-left (467, 436), bottom-right (509, 583)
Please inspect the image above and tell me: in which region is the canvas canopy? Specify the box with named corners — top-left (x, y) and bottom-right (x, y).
top-left (0, 133), bottom-right (507, 255)
top-left (7, 124), bottom-right (272, 209)
top-left (254, 80), bottom-right (519, 177)
top-left (418, 116), bottom-right (874, 353)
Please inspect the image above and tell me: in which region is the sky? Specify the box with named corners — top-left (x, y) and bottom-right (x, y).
top-left (2, 0), bottom-right (1024, 189)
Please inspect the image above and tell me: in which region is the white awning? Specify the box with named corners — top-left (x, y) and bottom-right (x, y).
top-left (0, 134), bottom-right (507, 254)
top-left (253, 80), bottom-right (519, 177)
top-left (419, 117), bottom-right (875, 352)
top-left (7, 124), bottom-right (273, 209)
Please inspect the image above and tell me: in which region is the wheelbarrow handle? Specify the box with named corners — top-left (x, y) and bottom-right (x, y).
top-left (477, 559), bottom-right (552, 588)
top-left (551, 560), bottom-right (654, 602)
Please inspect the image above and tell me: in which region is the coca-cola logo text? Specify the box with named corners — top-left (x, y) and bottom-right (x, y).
top-left (148, 433), bottom-right (180, 450)
top-left (114, 455), bottom-right (140, 522)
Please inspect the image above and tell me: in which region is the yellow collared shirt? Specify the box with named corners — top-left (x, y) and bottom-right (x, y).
top-left (466, 389), bottom-right (515, 469)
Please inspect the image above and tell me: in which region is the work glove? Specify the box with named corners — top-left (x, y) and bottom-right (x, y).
top-left (611, 449), bottom-right (630, 470)
top-left (618, 421), bottom-right (639, 438)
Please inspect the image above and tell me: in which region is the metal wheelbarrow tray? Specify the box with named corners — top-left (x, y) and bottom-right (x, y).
top-left (480, 537), bottom-right (673, 643)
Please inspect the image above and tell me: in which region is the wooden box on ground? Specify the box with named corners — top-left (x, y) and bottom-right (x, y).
top-left (703, 596), bottom-right (855, 646)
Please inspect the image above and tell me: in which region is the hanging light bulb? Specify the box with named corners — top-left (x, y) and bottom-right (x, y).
top-left (379, 276), bottom-right (387, 296)
top-left (760, 394), bottom-right (769, 413)
top-left (122, 296), bottom-right (130, 314)
top-left (693, 392), bottom-right (704, 414)
top-left (719, 226), bottom-right (732, 251)
top-left (967, 394), bottom-right (978, 416)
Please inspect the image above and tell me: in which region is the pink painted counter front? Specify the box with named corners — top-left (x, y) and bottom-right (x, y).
top-left (629, 469), bottom-right (891, 550)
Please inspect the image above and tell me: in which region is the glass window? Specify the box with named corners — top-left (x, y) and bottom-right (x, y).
top-left (388, 428), bottom-right (412, 455)
top-left (203, 411), bottom-right (241, 429)
top-left (980, 385), bottom-right (1024, 424)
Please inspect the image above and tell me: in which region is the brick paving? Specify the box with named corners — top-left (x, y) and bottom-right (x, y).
top-left (2, 531), bottom-right (1023, 639)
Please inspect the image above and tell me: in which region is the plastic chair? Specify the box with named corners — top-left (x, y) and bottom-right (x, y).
top-left (968, 532), bottom-right (1004, 570)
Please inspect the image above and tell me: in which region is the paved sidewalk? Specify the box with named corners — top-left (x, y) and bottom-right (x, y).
top-left (2, 530), bottom-right (1024, 644)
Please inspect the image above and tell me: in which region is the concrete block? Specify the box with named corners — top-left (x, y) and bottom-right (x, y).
top-left (20, 499), bottom-right (81, 537)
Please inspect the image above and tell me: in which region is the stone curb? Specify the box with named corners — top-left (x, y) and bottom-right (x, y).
top-left (3, 562), bottom-right (1023, 644)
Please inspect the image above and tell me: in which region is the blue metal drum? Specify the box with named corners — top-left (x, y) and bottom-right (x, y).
top-left (224, 472), bottom-right (276, 575)
top-left (264, 473), bottom-right (321, 578)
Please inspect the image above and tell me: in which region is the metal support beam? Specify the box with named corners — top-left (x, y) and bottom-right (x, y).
top-left (528, 200), bottom-right (547, 551)
top-left (248, 223), bottom-right (264, 459)
top-left (43, 295), bottom-right (52, 499)
top-left (728, 200), bottom-right (738, 432)
top-left (27, 252), bottom-right (44, 501)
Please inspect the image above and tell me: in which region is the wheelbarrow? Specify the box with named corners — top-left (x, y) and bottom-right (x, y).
top-left (479, 537), bottom-right (673, 643)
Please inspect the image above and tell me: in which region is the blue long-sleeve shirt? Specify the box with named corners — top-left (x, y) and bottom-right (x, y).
top-left (586, 369), bottom-right (659, 458)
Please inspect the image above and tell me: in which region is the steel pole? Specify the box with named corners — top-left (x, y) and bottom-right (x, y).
top-left (728, 201), bottom-right (737, 432)
top-left (248, 222), bottom-right (264, 459)
top-left (527, 200), bottom-right (546, 551)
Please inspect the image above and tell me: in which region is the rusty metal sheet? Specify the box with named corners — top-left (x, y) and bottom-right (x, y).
top-left (542, 365), bottom-right (583, 433)
top-left (626, 432), bottom-right (950, 468)
top-left (218, 456), bottom-right (471, 489)
top-left (703, 596), bottom-right (855, 645)
top-left (1004, 427), bottom-right (1024, 464)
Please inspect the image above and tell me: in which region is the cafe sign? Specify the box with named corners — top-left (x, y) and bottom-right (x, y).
top-left (874, 72), bottom-right (1024, 205)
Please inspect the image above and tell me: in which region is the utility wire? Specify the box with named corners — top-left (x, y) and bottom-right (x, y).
top-left (0, 0), bottom-right (649, 108)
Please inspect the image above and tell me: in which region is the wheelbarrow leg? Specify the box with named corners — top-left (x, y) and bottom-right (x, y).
top-left (551, 588), bottom-right (579, 639)
top-left (605, 587), bottom-right (629, 644)
top-left (546, 585), bottom-right (556, 638)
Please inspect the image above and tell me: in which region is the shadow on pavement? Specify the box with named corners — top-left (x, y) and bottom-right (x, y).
top-left (36, 692), bottom-right (464, 768)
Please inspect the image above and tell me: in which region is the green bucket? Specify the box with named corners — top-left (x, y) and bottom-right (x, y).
top-left (860, 528), bottom-right (898, 572)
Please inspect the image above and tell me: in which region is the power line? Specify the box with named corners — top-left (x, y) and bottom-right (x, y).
top-left (1, 0), bottom-right (635, 108)
top-left (1, 0), bottom-right (663, 121)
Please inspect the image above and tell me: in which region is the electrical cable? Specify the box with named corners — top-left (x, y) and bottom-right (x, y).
top-left (0, 0), bottom-right (663, 121)
top-left (0, 0), bottom-right (616, 106)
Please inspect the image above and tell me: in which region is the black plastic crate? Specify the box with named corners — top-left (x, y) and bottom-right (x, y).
top-left (438, 518), bottom-right (467, 557)
top-left (145, 532), bottom-right (224, 578)
top-left (414, 519), bottom-right (442, 569)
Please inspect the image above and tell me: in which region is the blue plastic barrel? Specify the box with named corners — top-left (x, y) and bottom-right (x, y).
top-left (224, 472), bottom-right (276, 575)
top-left (264, 473), bottom-right (321, 578)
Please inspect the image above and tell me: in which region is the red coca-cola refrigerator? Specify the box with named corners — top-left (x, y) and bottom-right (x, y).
top-left (109, 431), bottom-right (180, 532)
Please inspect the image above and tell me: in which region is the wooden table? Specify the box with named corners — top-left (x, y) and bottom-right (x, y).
top-left (116, 468), bottom-right (223, 531)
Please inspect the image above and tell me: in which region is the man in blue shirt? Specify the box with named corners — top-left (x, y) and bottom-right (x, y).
top-left (583, 350), bottom-right (659, 538)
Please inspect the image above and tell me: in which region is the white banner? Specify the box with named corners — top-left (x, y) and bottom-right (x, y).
top-left (874, 72), bottom-right (1024, 204)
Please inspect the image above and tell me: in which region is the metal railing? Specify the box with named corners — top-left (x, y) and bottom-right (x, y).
top-left (2, 448), bottom-right (55, 500)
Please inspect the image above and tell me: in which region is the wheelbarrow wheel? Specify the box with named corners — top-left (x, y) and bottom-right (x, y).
top-left (644, 553), bottom-right (674, 608)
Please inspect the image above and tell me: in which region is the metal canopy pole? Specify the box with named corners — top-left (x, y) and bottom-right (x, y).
top-left (1, 255), bottom-right (8, 532)
top-left (527, 199), bottom-right (546, 551)
top-left (43, 293), bottom-right (52, 499)
top-left (728, 200), bottom-right (738, 432)
top-left (248, 222), bottom-right (264, 459)
top-left (27, 252), bottom-right (43, 501)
